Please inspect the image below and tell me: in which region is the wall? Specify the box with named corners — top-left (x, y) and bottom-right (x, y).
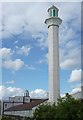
top-left (4, 110), bottom-right (32, 117)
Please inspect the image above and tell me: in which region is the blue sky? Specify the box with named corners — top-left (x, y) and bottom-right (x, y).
top-left (0, 1), bottom-right (82, 99)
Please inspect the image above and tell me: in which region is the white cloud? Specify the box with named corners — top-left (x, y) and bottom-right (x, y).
top-left (1, 2), bottom-right (81, 37)
top-left (1, 47), bottom-right (34, 71)
top-left (0, 85), bottom-right (24, 100)
top-left (60, 58), bottom-right (80, 69)
top-left (60, 59), bottom-right (74, 69)
top-left (2, 8), bottom-right (25, 38)
top-left (58, 2), bottom-right (81, 70)
top-left (5, 80), bottom-right (15, 84)
top-left (2, 2), bottom-right (48, 38)
top-left (68, 69), bottom-right (82, 83)
top-left (16, 46), bottom-right (31, 56)
top-left (30, 89), bottom-right (47, 98)
top-left (59, 26), bottom-right (77, 45)
top-left (3, 59), bottom-right (24, 71)
top-left (0, 85), bottom-right (47, 100)
top-left (59, 2), bottom-right (81, 25)
top-left (71, 87), bottom-right (81, 94)
top-left (37, 53), bottom-right (48, 64)
top-left (25, 65), bottom-right (36, 70)
top-left (32, 32), bottom-right (48, 49)
top-left (0, 3), bottom-right (2, 40)
top-left (60, 45), bottom-right (81, 69)
top-left (2, 2), bottom-right (48, 49)
top-left (0, 48), bottom-right (13, 59)
top-left (1, 2), bottom-right (81, 52)
top-left (0, 47), bottom-right (26, 71)
top-left (1, 2), bottom-right (81, 95)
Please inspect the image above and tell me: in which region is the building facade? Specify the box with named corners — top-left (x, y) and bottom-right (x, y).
top-left (2, 90), bottom-right (48, 119)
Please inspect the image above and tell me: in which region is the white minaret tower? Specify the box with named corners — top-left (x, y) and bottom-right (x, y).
top-left (45, 5), bottom-right (62, 103)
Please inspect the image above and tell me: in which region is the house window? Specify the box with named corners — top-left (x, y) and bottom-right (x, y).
top-left (18, 98), bottom-right (20, 100)
top-left (5, 104), bottom-right (7, 108)
top-left (25, 99), bottom-right (28, 101)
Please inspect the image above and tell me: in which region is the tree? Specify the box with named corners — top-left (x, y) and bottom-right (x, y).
top-left (33, 103), bottom-right (57, 120)
top-left (33, 93), bottom-right (83, 120)
top-left (55, 93), bottom-right (83, 120)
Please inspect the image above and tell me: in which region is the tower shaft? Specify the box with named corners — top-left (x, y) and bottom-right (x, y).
top-left (48, 25), bottom-right (59, 103)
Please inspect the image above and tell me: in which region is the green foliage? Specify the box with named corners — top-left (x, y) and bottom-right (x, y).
top-left (1, 116), bottom-right (33, 120)
top-left (33, 104), bottom-right (56, 120)
top-left (33, 93), bottom-right (83, 120)
top-left (1, 116), bottom-right (14, 120)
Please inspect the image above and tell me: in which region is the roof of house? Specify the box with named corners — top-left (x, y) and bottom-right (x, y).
top-left (4, 98), bottom-right (48, 111)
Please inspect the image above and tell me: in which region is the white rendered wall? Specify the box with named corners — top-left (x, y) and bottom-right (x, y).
top-left (4, 110), bottom-right (32, 117)
top-left (4, 103), bottom-right (14, 110)
top-left (48, 25), bottom-right (60, 103)
top-left (14, 96), bottom-right (23, 102)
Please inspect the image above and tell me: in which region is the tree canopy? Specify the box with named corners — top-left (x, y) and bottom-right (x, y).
top-left (33, 93), bottom-right (83, 120)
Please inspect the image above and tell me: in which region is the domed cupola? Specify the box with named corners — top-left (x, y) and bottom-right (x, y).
top-left (48, 5), bottom-right (59, 17)
top-left (24, 90), bottom-right (29, 97)
top-left (24, 90), bottom-right (30, 103)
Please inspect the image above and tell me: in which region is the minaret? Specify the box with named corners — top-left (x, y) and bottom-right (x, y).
top-left (45, 5), bottom-right (62, 103)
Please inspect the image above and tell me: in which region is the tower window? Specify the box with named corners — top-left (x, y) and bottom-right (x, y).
top-left (49, 9), bottom-right (58, 17)
top-left (53, 10), bottom-right (55, 16)
top-left (50, 10), bottom-right (52, 17)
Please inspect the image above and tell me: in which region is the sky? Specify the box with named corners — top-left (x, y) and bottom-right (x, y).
top-left (0, 0), bottom-right (82, 100)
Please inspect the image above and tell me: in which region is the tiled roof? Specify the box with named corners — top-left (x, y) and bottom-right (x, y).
top-left (5, 98), bottom-right (48, 111)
